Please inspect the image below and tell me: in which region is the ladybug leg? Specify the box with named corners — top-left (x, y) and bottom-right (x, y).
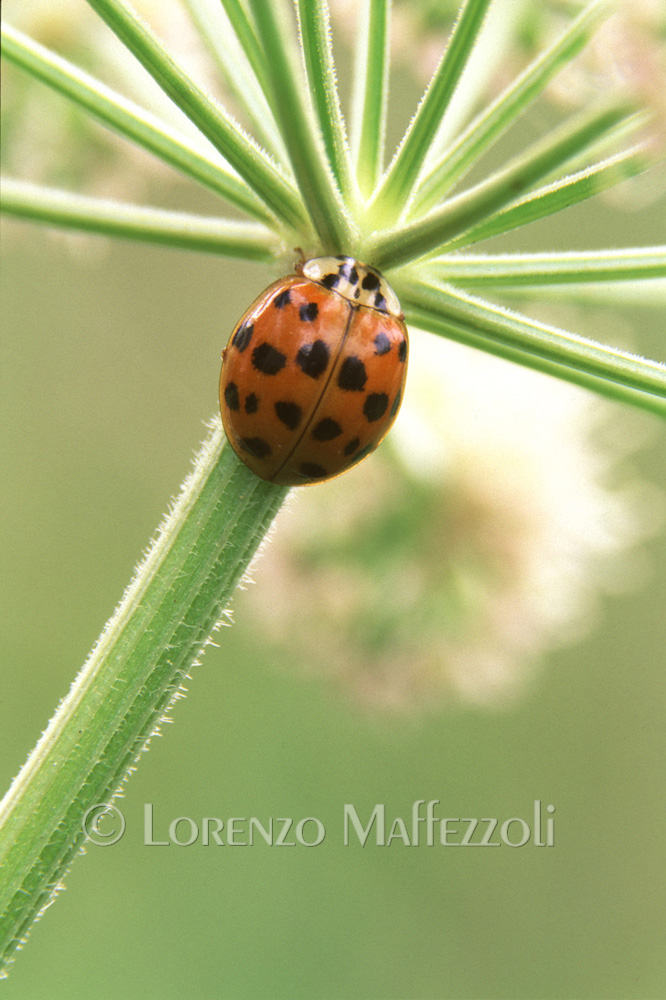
top-left (293, 247), bottom-right (306, 273)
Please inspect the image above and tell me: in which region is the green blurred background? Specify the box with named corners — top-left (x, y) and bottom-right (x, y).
top-left (2, 39), bottom-right (666, 997)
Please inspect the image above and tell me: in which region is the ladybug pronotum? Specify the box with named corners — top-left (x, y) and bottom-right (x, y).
top-left (219, 255), bottom-right (409, 486)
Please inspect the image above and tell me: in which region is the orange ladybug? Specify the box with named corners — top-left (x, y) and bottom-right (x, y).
top-left (220, 256), bottom-right (408, 486)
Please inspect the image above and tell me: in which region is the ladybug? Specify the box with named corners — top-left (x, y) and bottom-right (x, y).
top-left (219, 255), bottom-right (409, 486)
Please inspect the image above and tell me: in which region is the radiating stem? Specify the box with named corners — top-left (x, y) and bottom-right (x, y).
top-left (350, 0), bottom-right (390, 197)
top-left (410, 0), bottom-right (613, 209)
top-left (1, 23), bottom-right (274, 224)
top-left (367, 145), bottom-right (649, 269)
top-left (252, 1), bottom-right (355, 251)
top-left (409, 98), bottom-right (640, 220)
top-left (182, 0), bottom-right (288, 164)
top-left (0, 180), bottom-right (281, 261)
top-left (85, 0), bottom-right (308, 231)
top-left (397, 276), bottom-right (666, 415)
top-left (370, 0), bottom-right (494, 223)
top-left (297, 0), bottom-right (355, 204)
top-left (429, 248), bottom-right (666, 285)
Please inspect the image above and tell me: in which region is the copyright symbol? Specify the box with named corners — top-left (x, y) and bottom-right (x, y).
top-left (82, 804), bottom-right (126, 846)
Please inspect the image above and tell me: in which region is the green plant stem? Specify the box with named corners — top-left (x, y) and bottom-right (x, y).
top-left (220, 0), bottom-right (267, 91)
top-left (396, 276), bottom-right (666, 416)
top-left (0, 180), bottom-right (280, 260)
top-left (504, 281), bottom-right (666, 308)
top-left (350, 0), bottom-right (389, 197)
top-left (85, 0), bottom-right (308, 232)
top-left (408, 98), bottom-right (639, 222)
top-left (252, 1), bottom-right (355, 251)
top-left (368, 144), bottom-right (649, 269)
top-left (429, 248), bottom-right (666, 285)
top-left (1, 23), bottom-right (274, 225)
top-left (370, 0), bottom-right (493, 223)
top-left (411, 0), bottom-right (612, 211)
top-left (297, 0), bottom-right (355, 203)
top-left (181, 0), bottom-right (288, 165)
top-left (442, 145), bottom-right (650, 256)
top-left (421, 0), bottom-right (527, 162)
top-left (0, 423), bottom-right (288, 972)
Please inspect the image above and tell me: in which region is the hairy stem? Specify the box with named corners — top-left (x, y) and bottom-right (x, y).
top-left (0, 423), bottom-right (288, 971)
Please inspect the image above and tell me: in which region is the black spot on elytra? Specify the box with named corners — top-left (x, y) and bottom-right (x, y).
top-left (252, 342), bottom-right (286, 375)
top-left (373, 291), bottom-right (387, 311)
top-left (364, 392), bottom-right (389, 422)
top-left (389, 391), bottom-right (402, 419)
top-left (398, 337), bottom-right (407, 362)
top-left (349, 442), bottom-right (374, 466)
top-left (273, 288), bottom-right (291, 309)
top-left (344, 437), bottom-right (360, 456)
top-left (312, 417), bottom-right (342, 441)
top-left (362, 271), bottom-right (380, 290)
top-left (275, 400), bottom-right (302, 430)
top-left (232, 322), bottom-right (253, 352)
top-left (299, 301), bottom-right (318, 322)
top-left (296, 339), bottom-right (329, 378)
top-left (338, 260), bottom-right (358, 284)
top-left (241, 437), bottom-right (271, 459)
top-left (321, 272), bottom-right (340, 289)
top-left (300, 462), bottom-right (327, 479)
top-left (224, 382), bottom-right (239, 411)
top-left (245, 392), bottom-right (259, 414)
top-left (374, 331), bottom-right (391, 355)
top-left (338, 356), bottom-right (367, 391)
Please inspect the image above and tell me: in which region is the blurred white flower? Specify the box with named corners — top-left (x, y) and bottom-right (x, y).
top-left (240, 330), bottom-right (663, 712)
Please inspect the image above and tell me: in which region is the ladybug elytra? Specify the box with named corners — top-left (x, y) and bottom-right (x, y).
top-left (219, 256), bottom-right (408, 486)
